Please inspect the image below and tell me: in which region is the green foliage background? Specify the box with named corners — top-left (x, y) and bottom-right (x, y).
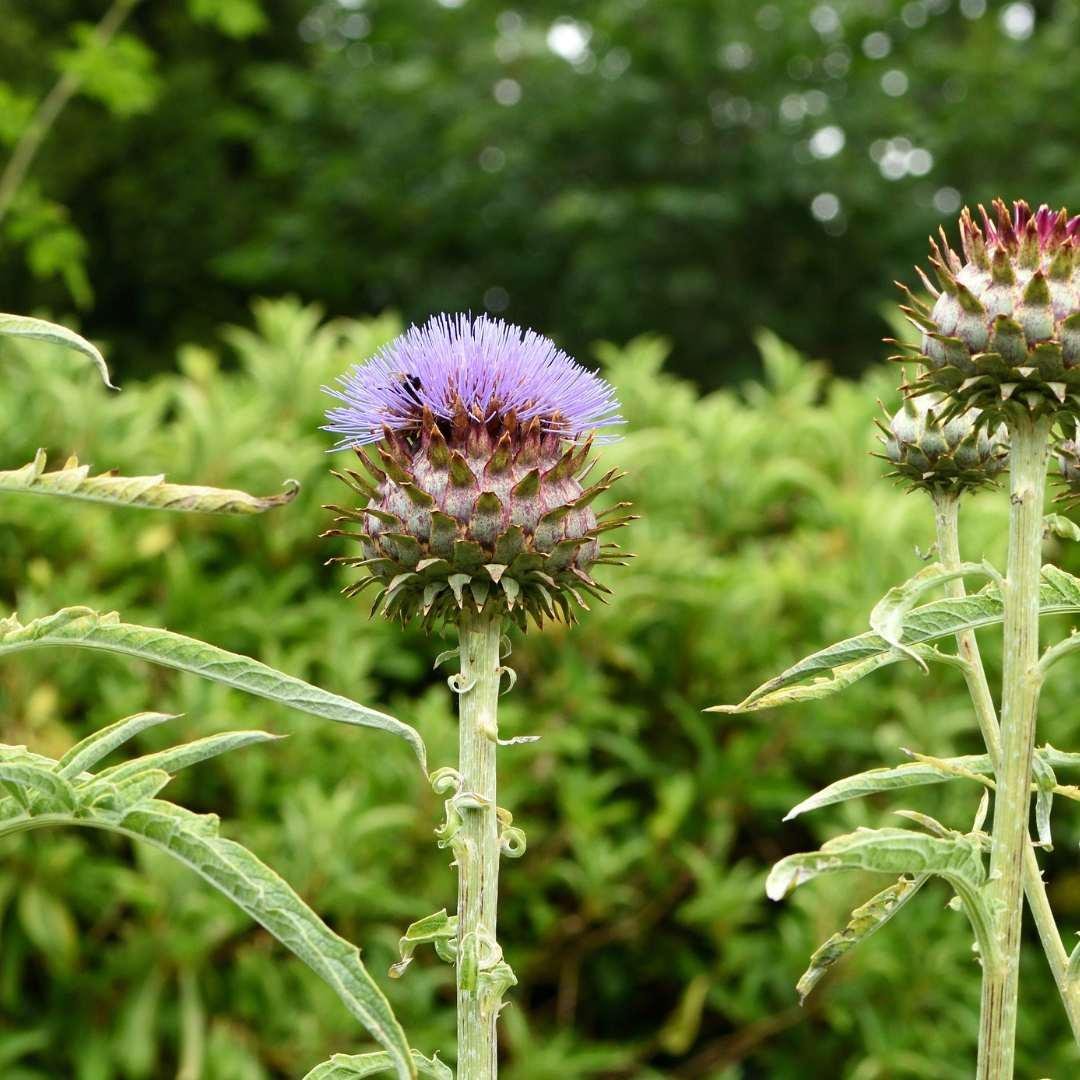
top-left (2, 302), bottom-right (1080, 1077)
top-left (3, 0), bottom-right (1080, 1076)
top-left (1, 0), bottom-right (1079, 385)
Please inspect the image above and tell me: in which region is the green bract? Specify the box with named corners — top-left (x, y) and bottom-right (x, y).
top-left (877, 392), bottom-right (1007, 494)
top-left (326, 411), bottom-right (633, 631)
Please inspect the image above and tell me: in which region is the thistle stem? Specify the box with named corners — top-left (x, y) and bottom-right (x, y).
top-left (977, 412), bottom-right (1053, 1080)
top-left (933, 490), bottom-right (1080, 1045)
top-left (455, 607), bottom-right (504, 1080)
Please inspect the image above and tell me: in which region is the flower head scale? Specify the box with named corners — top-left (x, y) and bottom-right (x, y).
top-left (324, 314), bottom-right (623, 448)
top-left (894, 198), bottom-right (1080, 426)
top-left (322, 315), bottom-right (633, 631)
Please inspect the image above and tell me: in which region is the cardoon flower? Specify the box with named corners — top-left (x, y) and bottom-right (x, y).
top-left (896, 199), bottom-right (1080, 423)
top-left (876, 392), bottom-right (1008, 494)
top-left (322, 314), bottom-right (631, 629)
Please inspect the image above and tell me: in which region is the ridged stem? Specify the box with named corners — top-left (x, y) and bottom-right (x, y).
top-left (977, 411), bottom-right (1053, 1080)
top-left (933, 490), bottom-right (1080, 1045)
top-left (455, 607), bottom-right (503, 1080)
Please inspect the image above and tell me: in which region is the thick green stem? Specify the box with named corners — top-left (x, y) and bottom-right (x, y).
top-left (977, 412), bottom-right (1053, 1080)
top-left (934, 491), bottom-right (1080, 1045)
top-left (455, 608), bottom-right (504, 1080)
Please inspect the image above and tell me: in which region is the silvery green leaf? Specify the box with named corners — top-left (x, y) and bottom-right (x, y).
top-left (892, 810), bottom-right (956, 839)
top-left (711, 645), bottom-right (962, 715)
top-left (302, 1051), bottom-right (452, 1080)
top-left (0, 607), bottom-right (426, 768)
top-left (0, 793), bottom-right (415, 1079)
top-left (783, 755), bottom-right (993, 821)
top-left (0, 762), bottom-right (76, 810)
top-left (869, 562), bottom-right (993, 672)
top-left (55, 711), bottom-right (175, 778)
top-left (1031, 754), bottom-right (1057, 850)
top-left (714, 565), bottom-right (1080, 713)
top-left (97, 730), bottom-right (282, 783)
top-left (389, 909), bottom-right (457, 978)
top-left (767, 827), bottom-right (985, 902)
top-left (1040, 744), bottom-right (1080, 769)
top-left (796, 874), bottom-right (928, 1004)
top-left (0, 449), bottom-right (299, 515)
top-left (0, 312), bottom-right (116, 388)
top-left (1045, 514), bottom-right (1080, 542)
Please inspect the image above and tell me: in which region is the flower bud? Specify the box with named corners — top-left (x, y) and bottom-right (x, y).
top-left (877, 392), bottom-right (1007, 494)
top-left (896, 199), bottom-right (1079, 423)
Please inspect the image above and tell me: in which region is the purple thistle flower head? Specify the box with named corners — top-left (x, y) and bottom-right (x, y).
top-left (324, 314), bottom-right (623, 448)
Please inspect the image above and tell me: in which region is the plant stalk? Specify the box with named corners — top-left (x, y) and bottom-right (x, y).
top-left (933, 490), bottom-right (1080, 1044)
top-left (976, 412), bottom-right (1053, 1079)
top-left (455, 607), bottom-right (504, 1080)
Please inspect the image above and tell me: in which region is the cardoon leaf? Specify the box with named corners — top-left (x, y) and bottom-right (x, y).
top-left (0, 450), bottom-right (299, 515)
top-left (868, 562), bottom-right (994, 671)
top-left (96, 730), bottom-right (283, 782)
top-left (0, 762), bottom-right (76, 810)
top-left (714, 565), bottom-right (1080, 713)
top-left (796, 874), bottom-right (928, 1003)
top-left (0, 608), bottom-right (427, 768)
top-left (1045, 513), bottom-right (1080, 542)
top-left (302, 1051), bottom-right (453, 1080)
top-left (783, 755), bottom-right (994, 821)
top-left (55, 711), bottom-right (174, 778)
top-left (1031, 754), bottom-right (1057, 850)
top-left (0, 792), bottom-right (416, 1079)
top-left (767, 827), bottom-right (985, 902)
top-left (0, 312), bottom-right (116, 388)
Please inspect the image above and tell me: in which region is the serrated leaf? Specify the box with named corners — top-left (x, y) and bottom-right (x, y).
top-left (0, 312), bottom-right (115, 387)
top-left (783, 755), bottom-right (994, 821)
top-left (0, 449), bottom-right (299, 515)
top-left (55, 710), bottom-right (174, 778)
top-left (796, 874), bottom-right (928, 1003)
top-left (714, 565), bottom-right (1080, 713)
top-left (767, 827), bottom-right (985, 902)
top-left (302, 1051), bottom-right (453, 1080)
top-left (0, 798), bottom-right (416, 1079)
top-left (0, 607), bottom-right (426, 768)
top-left (869, 562), bottom-right (992, 672)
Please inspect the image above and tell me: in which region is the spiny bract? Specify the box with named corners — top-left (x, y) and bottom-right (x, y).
top-left (895, 199), bottom-right (1080, 424)
top-left (322, 315), bottom-right (632, 629)
top-left (876, 392), bottom-right (1008, 494)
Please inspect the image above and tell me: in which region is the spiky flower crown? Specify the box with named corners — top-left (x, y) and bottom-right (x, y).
top-left (322, 315), bottom-right (632, 630)
top-left (876, 392), bottom-right (1008, 495)
top-left (895, 199), bottom-right (1080, 425)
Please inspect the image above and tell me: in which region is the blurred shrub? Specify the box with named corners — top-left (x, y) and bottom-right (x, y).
top-left (0, 299), bottom-right (1078, 1077)
top-left (3, 2), bottom-right (1080, 385)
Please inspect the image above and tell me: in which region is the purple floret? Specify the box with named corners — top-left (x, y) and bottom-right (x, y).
top-left (324, 314), bottom-right (623, 447)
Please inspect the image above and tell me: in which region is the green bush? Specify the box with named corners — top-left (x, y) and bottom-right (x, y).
top-left (0, 298), bottom-right (1077, 1077)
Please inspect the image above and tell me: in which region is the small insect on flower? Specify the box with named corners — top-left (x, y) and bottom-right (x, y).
top-left (322, 314), bottom-right (634, 629)
top-left (893, 199), bottom-right (1080, 424)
